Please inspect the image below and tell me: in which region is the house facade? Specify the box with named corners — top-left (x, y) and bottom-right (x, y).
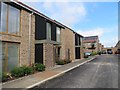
top-left (98, 43), bottom-right (104, 52)
top-left (0, 1), bottom-right (84, 72)
top-left (115, 40), bottom-right (120, 53)
top-left (54, 21), bottom-right (84, 61)
top-left (0, 2), bottom-right (35, 72)
top-left (35, 14), bottom-right (64, 68)
top-left (75, 33), bottom-right (84, 59)
top-left (83, 36), bottom-right (99, 54)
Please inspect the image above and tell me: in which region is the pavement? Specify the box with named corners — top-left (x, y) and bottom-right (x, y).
top-left (2, 56), bottom-right (96, 89)
top-left (37, 55), bottom-right (118, 88)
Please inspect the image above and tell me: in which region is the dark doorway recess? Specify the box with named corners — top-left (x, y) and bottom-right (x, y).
top-left (75, 47), bottom-right (81, 59)
top-left (35, 44), bottom-right (43, 64)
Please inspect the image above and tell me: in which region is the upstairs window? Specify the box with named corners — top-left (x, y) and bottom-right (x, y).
top-left (8, 5), bottom-right (20, 35)
top-left (75, 34), bottom-right (81, 46)
top-left (1, 3), bottom-right (7, 33)
top-left (56, 27), bottom-right (61, 42)
top-left (1, 3), bottom-right (20, 35)
top-left (46, 22), bottom-right (51, 40)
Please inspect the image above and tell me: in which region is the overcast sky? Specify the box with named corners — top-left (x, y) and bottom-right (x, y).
top-left (19, 0), bottom-right (119, 47)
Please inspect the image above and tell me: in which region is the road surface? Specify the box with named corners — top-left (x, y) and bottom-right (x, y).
top-left (37, 55), bottom-right (118, 88)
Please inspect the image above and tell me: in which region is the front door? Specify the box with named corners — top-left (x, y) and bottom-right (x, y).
top-left (54, 46), bottom-right (61, 62)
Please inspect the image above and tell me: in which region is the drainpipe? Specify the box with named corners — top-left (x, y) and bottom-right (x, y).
top-left (28, 12), bottom-right (33, 66)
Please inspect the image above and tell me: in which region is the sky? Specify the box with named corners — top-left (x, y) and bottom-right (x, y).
top-left (19, 0), bottom-right (119, 47)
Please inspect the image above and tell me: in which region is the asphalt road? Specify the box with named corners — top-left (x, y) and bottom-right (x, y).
top-left (37, 55), bottom-right (118, 88)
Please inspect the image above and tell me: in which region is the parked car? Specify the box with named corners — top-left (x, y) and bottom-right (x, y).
top-left (107, 51), bottom-right (113, 54)
top-left (115, 50), bottom-right (120, 54)
top-left (85, 52), bottom-right (91, 56)
top-left (102, 51), bottom-right (106, 54)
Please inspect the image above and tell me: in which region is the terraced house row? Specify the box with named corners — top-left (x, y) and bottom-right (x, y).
top-left (0, 1), bottom-right (84, 73)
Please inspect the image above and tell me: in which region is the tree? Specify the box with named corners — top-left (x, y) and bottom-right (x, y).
top-left (91, 43), bottom-right (95, 52)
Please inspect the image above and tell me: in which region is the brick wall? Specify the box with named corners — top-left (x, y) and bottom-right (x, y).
top-left (20, 10), bottom-right (35, 66)
top-left (43, 43), bottom-right (54, 68)
top-left (61, 28), bottom-right (75, 61)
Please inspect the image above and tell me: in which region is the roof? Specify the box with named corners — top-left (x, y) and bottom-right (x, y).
top-left (83, 40), bottom-right (97, 43)
top-left (6, 0), bottom-right (83, 37)
top-left (115, 40), bottom-right (120, 47)
top-left (83, 36), bottom-right (98, 43)
top-left (9, 0), bottom-right (64, 28)
top-left (83, 36), bottom-right (98, 40)
top-left (54, 20), bottom-right (83, 37)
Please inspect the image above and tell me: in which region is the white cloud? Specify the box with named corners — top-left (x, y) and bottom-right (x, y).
top-left (41, 2), bottom-right (87, 27)
top-left (19, 1), bottom-right (87, 27)
top-left (77, 27), bottom-right (104, 37)
top-left (102, 36), bottom-right (118, 47)
top-left (77, 27), bottom-right (118, 47)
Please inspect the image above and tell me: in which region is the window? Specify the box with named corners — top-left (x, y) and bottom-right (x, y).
top-left (1, 3), bottom-right (7, 32)
top-left (8, 43), bottom-right (19, 71)
top-left (8, 5), bottom-right (20, 35)
top-left (0, 42), bottom-right (4, 72)
top-left (75, 34), bottom-right (81, 46)
top-left (1, 3), bottom-right (20, 35)
top-left (46, 22), bottom-right (51, 40)
top-left (56, 27), bottom-right (61, 42)
top-left (87, 43), bottom-right (91, 45)
top-left (1, 42), bottom-right (19, 72)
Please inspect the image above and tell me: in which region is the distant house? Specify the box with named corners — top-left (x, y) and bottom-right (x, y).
top-left (114, 40), bottom-right (120, 54)
top-left (83, 36), bottom-right (99, 54)
top-left (98, 43), bottom-right (104, 52)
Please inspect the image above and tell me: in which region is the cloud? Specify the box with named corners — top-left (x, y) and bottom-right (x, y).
top-left (19, 1), bottom-right (87, 27)
top-left (77, 27), bottom-right (104, 37)
top-left (26, 2), bottom-right (86, 27)
top-left (41, 2), bottom-right (87, 27)
top-left (77, 26), bottom-right (118, 47)
top-left (102, 36), bottom-right (118, 47)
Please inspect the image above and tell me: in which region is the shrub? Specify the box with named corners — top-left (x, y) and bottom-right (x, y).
top-left (2, 73), bottom-right (10, 82)
top-left (21, 66), bottom-right (33, 75)
top-left (11, 66), bottom-right (33, 77)
top-left (35, 63), bottom-right (46, 71)
top-left (56, 60), bottom-right (65, 65)
top-left (56, 59), bottom-right (71, 65)
top-left (97, 51), bottom-right (102, 55)
top-left (0, 72), bottom-right (2, 82)
top-left (91, 52), bottom-right (97, 56)
top-left (65, 59), bottom-right (71, 64)
top-left (11, 67), bottom-right (24, 77)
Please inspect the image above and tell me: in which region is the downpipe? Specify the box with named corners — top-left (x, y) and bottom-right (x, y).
top-left (28, 12), bottom-right (33, 66)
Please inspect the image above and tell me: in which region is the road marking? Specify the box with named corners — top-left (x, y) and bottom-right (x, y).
top-left (27, 57), bottom-right (96, 89)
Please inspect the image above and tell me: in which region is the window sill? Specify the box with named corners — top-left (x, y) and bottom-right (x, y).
top-left (0, 33), bottom-right (21, 37)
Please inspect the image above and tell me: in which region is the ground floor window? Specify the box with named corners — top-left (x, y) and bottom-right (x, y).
top-left (0, 42), bottom-right (19, 72)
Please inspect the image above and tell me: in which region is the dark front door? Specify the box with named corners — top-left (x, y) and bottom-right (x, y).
top-left (35, 44), bottom-right (43, 64)
top-left (54, 46), bottom-right (61, 61)
top-left (75, 47), bottom-right (81, 59)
